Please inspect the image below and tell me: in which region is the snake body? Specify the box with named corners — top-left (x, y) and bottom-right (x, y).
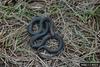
top-left (27, 16), bottom-right (64, 58)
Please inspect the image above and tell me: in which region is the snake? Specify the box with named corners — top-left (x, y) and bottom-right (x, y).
top-left (27, 16), bottom-right (64, 58)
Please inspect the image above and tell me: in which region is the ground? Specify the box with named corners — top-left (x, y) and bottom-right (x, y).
top-left (0, 0), bottom-right (100, 67)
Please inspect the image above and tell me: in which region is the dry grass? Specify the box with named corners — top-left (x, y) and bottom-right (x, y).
top-left (0, 0), bottom-right (100, 67)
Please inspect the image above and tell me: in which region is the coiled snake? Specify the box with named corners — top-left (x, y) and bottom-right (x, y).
top-left (27, 16), bottom-right (64, 58)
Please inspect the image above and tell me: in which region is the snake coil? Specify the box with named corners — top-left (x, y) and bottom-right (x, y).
top-left (27, 16), bottom-right (64, 58)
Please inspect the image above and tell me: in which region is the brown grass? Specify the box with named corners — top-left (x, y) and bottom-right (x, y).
top-left (0, 0), bottom-right (100, 67)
